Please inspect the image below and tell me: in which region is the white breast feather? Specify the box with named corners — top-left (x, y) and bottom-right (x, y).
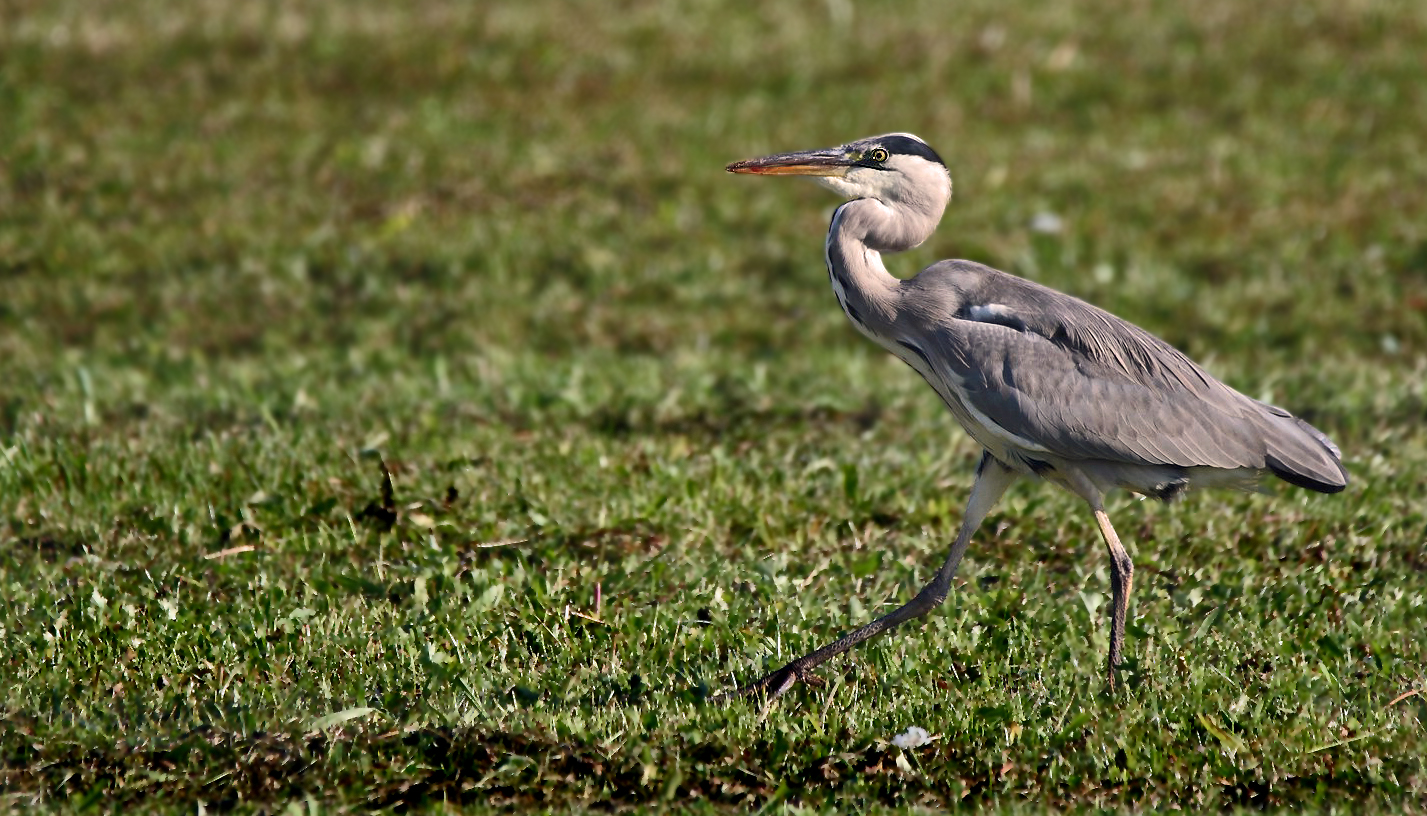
top-left (892, 338), bottom-right (1051, 458)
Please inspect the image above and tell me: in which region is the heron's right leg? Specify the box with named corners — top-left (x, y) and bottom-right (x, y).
top-left (1090, 503), bottom-right (1134, 691)
top-left (716, 453), bottom-right (1018, 704)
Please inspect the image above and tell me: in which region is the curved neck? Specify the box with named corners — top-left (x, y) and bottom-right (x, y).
top-left (824, 196), bottom-right (943, 338)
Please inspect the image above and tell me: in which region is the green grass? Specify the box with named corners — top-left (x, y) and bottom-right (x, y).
top-left (3, 0), bottom-right (1426, 811)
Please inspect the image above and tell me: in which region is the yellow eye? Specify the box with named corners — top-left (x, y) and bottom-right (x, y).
top-left (869, 148), bottom-right (889, 163)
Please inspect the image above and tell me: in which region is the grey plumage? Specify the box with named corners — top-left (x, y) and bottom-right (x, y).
top-left (900, 260), bottom-right (1347, 493)
top-left (719, 133), bottom-right (1346, 703)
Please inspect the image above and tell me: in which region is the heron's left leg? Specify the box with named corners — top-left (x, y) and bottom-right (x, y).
top-left (714, 453), bottom-right (1019, 704)
top-left (1089, 502), bottom-right (1134, 690)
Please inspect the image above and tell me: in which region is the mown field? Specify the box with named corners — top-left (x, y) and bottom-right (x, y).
top-left (2, 0), bottom-right (1425, 812)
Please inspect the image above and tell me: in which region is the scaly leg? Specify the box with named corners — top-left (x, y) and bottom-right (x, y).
top-left (716, 453), bottom-right (1018, 703)
top-left (1090, 503), bottom-right (1134, 691)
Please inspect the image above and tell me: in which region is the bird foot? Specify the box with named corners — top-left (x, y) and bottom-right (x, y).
top-left (712, 662), bottom-right (821, 705)
top-left (1103, 655), bottom-right (1137, 694)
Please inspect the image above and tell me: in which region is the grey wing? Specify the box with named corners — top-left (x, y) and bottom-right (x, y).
top-left (903, 262), bottom-right (1346, 489)
top-left (926, 320), bottom-right (1270, 470)
top-left (938, 260), bottom-right (1222, 395)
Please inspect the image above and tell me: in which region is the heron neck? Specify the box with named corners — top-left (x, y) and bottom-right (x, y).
top-left (825, 197), bottom-right (936, 333)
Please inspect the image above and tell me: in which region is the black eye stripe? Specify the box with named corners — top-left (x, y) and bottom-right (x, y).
top-left (869, 135), bottom-right (946, 166)
top-left (850, 136), bottom-right (945, 170)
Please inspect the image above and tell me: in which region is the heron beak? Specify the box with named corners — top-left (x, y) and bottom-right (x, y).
top-left (726, 148), bottom-right (853, 177)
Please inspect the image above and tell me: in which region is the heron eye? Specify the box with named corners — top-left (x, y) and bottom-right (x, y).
top-left (869, 148), bottom-right (889, 163)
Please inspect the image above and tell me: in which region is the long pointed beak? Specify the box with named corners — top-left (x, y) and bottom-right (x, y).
top-left (726, 147), bottom-right (853, 177)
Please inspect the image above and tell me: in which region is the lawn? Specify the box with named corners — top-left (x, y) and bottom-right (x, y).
top-left (2, 0), bottom-right (1425, 811)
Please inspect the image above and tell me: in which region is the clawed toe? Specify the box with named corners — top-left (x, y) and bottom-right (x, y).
top-left (713, 663), bottom-right (813, 705)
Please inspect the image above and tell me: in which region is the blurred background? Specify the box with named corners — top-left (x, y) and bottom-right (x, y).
top-left (3, 0), bottom-right (1424, 408)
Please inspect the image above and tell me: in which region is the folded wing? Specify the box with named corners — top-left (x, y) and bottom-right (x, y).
top-left (905, 261), bottom-right (1347, 493)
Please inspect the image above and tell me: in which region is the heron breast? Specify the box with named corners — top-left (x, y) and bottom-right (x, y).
top-left (890, 337), bottom-right (1052, 466)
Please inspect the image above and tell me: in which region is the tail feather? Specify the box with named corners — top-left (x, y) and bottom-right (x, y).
top-left (1257, 403), bottom-right (1348, 494)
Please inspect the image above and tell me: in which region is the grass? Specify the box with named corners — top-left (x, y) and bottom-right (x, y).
top-left (2, 0), bottom-right (1426, 811)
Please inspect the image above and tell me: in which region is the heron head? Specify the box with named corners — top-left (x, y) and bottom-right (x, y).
top-left (726, 133), bottom-right (951, 208)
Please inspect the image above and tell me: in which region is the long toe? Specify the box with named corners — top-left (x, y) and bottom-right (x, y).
top-left (754, 665), bottom-right (802, 700)
top-left (719, 664), bottom-right (805, 704)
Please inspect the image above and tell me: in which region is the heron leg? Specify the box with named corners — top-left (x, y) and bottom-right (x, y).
top-left (1090, 503), bottom-right (1134, 691)
top-left (716, 453), bottom-right (1018, 704)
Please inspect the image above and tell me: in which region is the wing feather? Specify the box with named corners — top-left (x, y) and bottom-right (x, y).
top-left (928, 320), bottom-right (1267, 469)
top-left (901, 261), bottom-right (1345, 488)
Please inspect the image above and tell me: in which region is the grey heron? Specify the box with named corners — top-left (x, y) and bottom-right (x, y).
top-left (719, 133), bottom-right (1346, 701)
